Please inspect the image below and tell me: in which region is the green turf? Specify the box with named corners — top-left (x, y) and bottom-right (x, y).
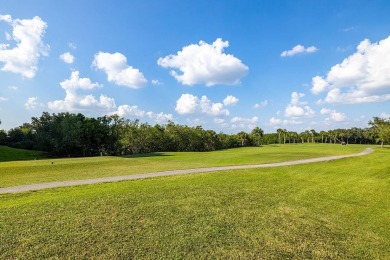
top-left (0, 144), bottom-right (369, 187)
top-left (0, 146), bottom-right (47, 162)
top-left (0, 146), bottom-right (389, 258)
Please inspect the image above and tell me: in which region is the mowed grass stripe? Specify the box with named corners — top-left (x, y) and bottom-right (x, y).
top-left (0, 147), bottom-right (373, 194)
top-left (0, 144), bottom-right (368, 187)
top-left (0, 147), bottom-right (389, 258)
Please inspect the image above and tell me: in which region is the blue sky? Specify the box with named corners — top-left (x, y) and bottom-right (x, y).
top-left (1, 0), bottom-right (390, 133)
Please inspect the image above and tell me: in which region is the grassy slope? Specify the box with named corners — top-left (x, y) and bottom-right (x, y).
top-left (0, 144), bottom-right (368, 187)
top-left (0, 147), bottom-right (389, 258)
top-left (0, 146), bottom-right (46, 162)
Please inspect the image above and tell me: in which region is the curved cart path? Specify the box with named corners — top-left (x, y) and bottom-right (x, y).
top-left (0, 148), bottom-right (373, 194)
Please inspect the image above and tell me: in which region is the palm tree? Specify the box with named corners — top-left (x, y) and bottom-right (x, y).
top-left (251, 127), bottom-right (264, 146)
top-left (276, 128), bottom-right (283, 145)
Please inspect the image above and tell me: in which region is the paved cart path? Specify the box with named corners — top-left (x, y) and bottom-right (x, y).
top-left (0, 148), bottom-right (373, 194)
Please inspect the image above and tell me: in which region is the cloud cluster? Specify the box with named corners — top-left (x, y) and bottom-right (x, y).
top-left (281, 44), bottom-right (318, 57)
top-left (0, 15), bottom-right (49, 78)
top-left (284, 92), bottom-right (315, 118)
top-left (93, 52), bottom-right (147, 89)
top-left (320, 108), bottom-right (346, 122)
top-left (223, 95), bottom-right (239, 106)
top-left (60, 52), bottom-right (75, 64)
top-left (48, 71), bottom-right (115, 112)
top-left (175, 94), bottom-right (231, 116)
top-left (158, 38), bottom-right (248, 86)
top-left (253, 100), bottom-right (268, 109)
top-left (112, 105), bottom-right (173, 123)
top-left (311, 36), bottom-right (390, 104)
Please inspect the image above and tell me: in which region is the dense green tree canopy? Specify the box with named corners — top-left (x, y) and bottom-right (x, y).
top-left (0, 112), bottom-right (386, 156)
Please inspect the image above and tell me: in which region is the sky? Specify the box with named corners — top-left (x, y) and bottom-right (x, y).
top-left (1, 0), bottom-right (390, 133)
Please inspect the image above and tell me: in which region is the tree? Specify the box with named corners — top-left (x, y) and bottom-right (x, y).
top-left (251, 127), bottom-right (264, 146)
top-left (277, 128), bottom-right (283, 144)
top-left (237, 131), bottom-right (249, 146)
top-left (369, 117), bottom-right (390, 147)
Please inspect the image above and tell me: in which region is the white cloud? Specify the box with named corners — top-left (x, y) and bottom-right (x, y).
top-left (311, 36), bottom-right (390, 104)
top-left (320, 108), bottom-right (346, 122)
top-left (380, 112), bottom-right (390, 119)
top-left (223, 95), bottom-right (239, 106)
top-left (284, 92), bottom-right (315, 118)
top-left (214, 118), bottom-right (225, 124)
top-left (60, 52), bottom-right (75, 64)
top-left (48, 71), bottom-right (115, 112)
top-left (281, 44), bottom-right (318, 57)
top-left (92, 52), bottom-right (147, 88)
top-left (0, 15), bottom-right (49, 78)
top-left (253, 100), bottom-right (268, 109)
top-left (320, 108), bottom-right (332, 115)
top-left (186, 118), bottom-right (205, 126)
top-left (0, 96), bottom-right (8, 101)
top-left (8, 86), bottom-right (18, 91)
top-left (149, 112), bottom-right (173, 123)
top-left (290, 92), bottom-right (306, 105)
top-left (157, 38), bottom-right (248, 86)
top-left (269, 117), bottom-right (282, 126)
top-left (68, 42), bottom-right (77, 50)
top-left (110, 106), bottom-right (173, 123)
top-left (231, 116), bottom-right (258, 123)
top-left (60, 71), bottom-right (101, 90)
top-left (175, 94), bottom-right (230, 116)
top-left (151, 79), bottom-right (161, 85)
top-left (25, 97), bottom-right (40, 110)
top-left (311, 76), bottom-right (329, 94)
top-left (114, 105), bottom-right (145, 117)
top-left (285, 105), bottom-right (314, 117)
top-left (282, 119), bottom-right (303, 125)
top-left (329, 111), bottom-right (346, 122)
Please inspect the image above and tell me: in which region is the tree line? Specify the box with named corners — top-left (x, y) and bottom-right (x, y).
top-left (0, 112), bottom-right (389, 157)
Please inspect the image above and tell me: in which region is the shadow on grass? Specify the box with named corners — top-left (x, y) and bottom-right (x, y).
top-left (120, 152), bottom-right (173, 159)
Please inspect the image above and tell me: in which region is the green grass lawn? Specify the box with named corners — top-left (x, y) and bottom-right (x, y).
top-left (0, 144), bottom-right (369, 187)
top-left (0, 145), bottom-right (389, 258)
top-left (0, 146), bottom-right (47, 162)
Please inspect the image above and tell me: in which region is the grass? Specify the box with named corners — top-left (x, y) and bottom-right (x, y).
top-left (0, 144), bottom-right (369, 187)
top-left (0, 145), bottom-right (47, 162)
top-left (0, 145), bottom-right (389, 258)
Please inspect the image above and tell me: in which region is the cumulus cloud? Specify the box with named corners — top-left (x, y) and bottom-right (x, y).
top-left (214, 118), bottom-right (225, 124)
top-left (0, 96), bottom-right (8, 101)
top-left (281, 44), bottom-right (318, 57)
top-left (175, 94), bottom-right (229, 116)
top-left (223, 95), bottom-right (239, 106)
top-left (112, 105), bottom-right (172, 123)
top-left (269, 117), bottom-right (282, 126)
top-left (158, 38), bottom-right (248, 86)
top-left (231, 116), bottom-right (258, 123)
top-left (320, 108), bottom-right (346, 122)
top-left (0, 15), bottom-right (49, 78)
top-left (25, 97), bottom-right (39, 110)
top-left (329, 111), bottom-right (346, 122)
top-left (320, 108), bottom-right (332, 115)
top-left (284, 92), bottom-right (315, 118)
top-left (253, 100), bottom-right (268, 109)
top-left (48, 71), bottom-right (115, 112)
top-left (285, 105), bottom-right (315, 117)
top-left (148, 112), bottom-right (173, 123)
top-left (114, 105), bottom-right (145, 117)
top-left (60, 52), bottom-right (75, 64)
top-left (151, 79), bottom-right (161, 85)
top-left (310, 36), bottom-right (390, 104)
top-left (230, 116), bottom-right (259, 130)
top-left (92, 52), bottom-right (147, 88)
top-left (60, 71), bottom-right (101, 90)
